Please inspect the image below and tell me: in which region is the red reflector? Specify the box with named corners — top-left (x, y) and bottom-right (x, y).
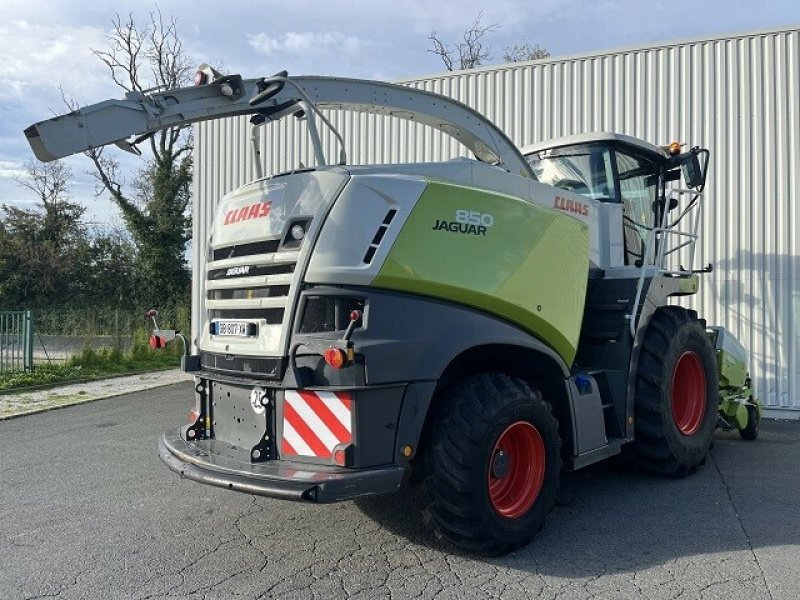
top-left (189, 409), bottom-right (200, 423)
top-left (149, 335), bottom-right (165, 349)
top-left (194, 71), bottom-right (207, 86)
top-left (334, 448), bottom-right (346, 466)
top-left (323, 347), bottom-right (347, 369)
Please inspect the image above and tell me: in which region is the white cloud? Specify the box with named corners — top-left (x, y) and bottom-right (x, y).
top-left (247, 30), bottom-right (367, 60)
top-left (0, 160), bottom-right (24, 179)
top-left (0, 20), bottom-right (112, 103)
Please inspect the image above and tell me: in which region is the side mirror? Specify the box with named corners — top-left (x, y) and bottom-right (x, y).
top-left (681, 152), bottom-right (704, 188)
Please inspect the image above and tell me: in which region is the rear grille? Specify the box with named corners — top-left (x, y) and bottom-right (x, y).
top-left (209, 286), bottom-right (291, 301)
top-left (208, 263), bottom-right (294, 280)
top-left (212, 239), bottom-right (280, 261)
top-left (206, 236), bottom-right (301, 366)
top-left (209, 308), bottom-right (285, 325)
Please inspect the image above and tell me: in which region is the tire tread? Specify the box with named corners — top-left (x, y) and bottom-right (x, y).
top-left (423, 373), bottom-right (561, 555)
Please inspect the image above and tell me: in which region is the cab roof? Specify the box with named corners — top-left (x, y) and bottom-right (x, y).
top-left (521, 132), bottom-right (669, 162)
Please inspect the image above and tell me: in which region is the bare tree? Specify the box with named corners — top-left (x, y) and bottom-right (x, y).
top-left (503, 42), bottom-right (551, 63)
top-left (14, 159), bottom-right (85, 240)
top-left (428, 13), bottom-right (499, 71)
top-left (14, 159), bottom-right (72, 211)
top-left (88, 10), bottom-right (193, 217)
top-left (73, 10), bottom-right (194, 305)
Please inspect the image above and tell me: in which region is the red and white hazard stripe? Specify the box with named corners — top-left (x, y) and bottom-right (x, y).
top-left (281, 390), bottom-right (352, 458)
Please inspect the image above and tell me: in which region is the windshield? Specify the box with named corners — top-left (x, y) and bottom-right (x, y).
top-left (526, 144), bottom-right (614, 201)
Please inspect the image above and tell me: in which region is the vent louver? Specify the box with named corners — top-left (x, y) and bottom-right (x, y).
top-left (363, 209), bottom-right (397, 264)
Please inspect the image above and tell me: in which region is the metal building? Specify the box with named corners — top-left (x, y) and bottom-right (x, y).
top-left (193, 25), bottom-right (800, 417)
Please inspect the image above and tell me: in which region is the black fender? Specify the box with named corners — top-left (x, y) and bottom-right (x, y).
top-left (301, 288), bottom-right (577, 462)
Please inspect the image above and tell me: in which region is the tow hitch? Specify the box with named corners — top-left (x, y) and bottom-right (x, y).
top-left (146, 309), bottom-right (199, 372)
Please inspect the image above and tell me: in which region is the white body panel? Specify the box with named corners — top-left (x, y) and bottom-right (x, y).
top-left (198, 170), bottom-right (349, 357)
top-left (305, 175), bottom-right (427, 285)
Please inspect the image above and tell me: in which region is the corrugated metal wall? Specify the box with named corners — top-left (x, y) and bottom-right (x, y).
top-left (193, 26), bottom-right (800, 413)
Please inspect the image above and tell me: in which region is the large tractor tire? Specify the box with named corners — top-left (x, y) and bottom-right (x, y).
top-left (632, 306), bottom-right (718, 476)
top-left (422, 373), bottom-right (561, 555)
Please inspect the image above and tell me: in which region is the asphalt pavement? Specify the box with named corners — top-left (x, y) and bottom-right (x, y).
top-left (1, 382), bottom-right (798, 600)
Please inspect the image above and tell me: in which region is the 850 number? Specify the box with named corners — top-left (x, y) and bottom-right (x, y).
top-left (455, 210), bottom-right (494, 227)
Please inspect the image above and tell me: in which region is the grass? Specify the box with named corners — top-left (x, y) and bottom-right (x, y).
top-left (0, 334), bottom-right (182, 393)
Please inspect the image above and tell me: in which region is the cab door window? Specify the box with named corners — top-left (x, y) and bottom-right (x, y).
top-left (527, 144), bottom-right (615, 202)
top-left (615, 151), bottom-right (658, 265)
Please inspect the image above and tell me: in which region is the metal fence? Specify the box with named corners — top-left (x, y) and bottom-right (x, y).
top-left (0, 310), bottom-right (33, 373)
top-left (34, 305), bottom-right (190, 337)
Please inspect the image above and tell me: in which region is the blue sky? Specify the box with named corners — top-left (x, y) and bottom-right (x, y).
top-left (1, 0), bottom-right (798, 226)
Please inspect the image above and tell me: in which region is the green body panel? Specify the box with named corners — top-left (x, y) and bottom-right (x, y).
top-left (676, 274), bottom-right (699, 295)
top-left (372, 181), bottom-right (589, 364)
top-left (719, 389), bottom-right (761, 430)
top-left (716, 348), bottom-right (748, 389)
top-left (706, 331), bottom-right (761, 432)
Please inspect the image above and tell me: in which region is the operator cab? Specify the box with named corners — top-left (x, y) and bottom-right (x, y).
top-left (521, 133), bottom-right (707, 267)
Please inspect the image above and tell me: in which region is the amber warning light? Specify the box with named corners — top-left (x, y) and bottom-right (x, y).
top-left (324, 347), bottom-right (347, 369)
top-left (323, 310), bottom-right (363, 369)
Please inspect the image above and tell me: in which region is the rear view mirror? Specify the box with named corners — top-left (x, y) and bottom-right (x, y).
top-left (682, 152), bottom-right (704, 188)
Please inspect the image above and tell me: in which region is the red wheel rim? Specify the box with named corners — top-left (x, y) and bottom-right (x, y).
top-left (671, 351), bottom-right (706, 435)
top-left (487, 421), bottom-right (545, 519)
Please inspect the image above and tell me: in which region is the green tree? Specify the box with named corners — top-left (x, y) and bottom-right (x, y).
top-left (82, 10), bottom-right (193, 307)
top-left (84, 227), bottom-right (138, 308)
top-left (0, 160), bottom-right (140, 312)
top-left (0, 160), bottom-right (90, 308)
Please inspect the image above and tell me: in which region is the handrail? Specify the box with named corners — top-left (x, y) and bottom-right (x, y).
top-left (629, 188), bottom-right (703, 336)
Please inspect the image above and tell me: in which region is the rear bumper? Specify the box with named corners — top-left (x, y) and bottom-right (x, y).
top-left (158, 429), bottom-right (406, 503)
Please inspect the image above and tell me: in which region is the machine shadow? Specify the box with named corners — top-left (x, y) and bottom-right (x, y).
top-left (353, 422), bottom-right (800, 578)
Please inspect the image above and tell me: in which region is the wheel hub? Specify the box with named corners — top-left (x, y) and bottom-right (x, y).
top-left (671, 351), bottom-right (707, 436)
top-left (491, 449), bottom-right (509, 478)
top-left (487, 421), bottom-right (546, 519)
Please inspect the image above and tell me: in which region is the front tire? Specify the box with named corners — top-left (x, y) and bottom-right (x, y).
top-left (632, 306), bottom-right (718, 476)
top-left (422, 373), bottom-right (561, 555)
top-left (739, 404), bottom-right (759, 441)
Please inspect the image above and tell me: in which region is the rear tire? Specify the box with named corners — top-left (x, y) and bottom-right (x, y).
top-left (632, 306), bottom-right (718, 476)
top-left (422, 373), bottom-right (561, 555)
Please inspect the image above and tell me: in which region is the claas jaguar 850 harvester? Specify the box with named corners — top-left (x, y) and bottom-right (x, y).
top-left (26, 66), bottom-right (760, 554)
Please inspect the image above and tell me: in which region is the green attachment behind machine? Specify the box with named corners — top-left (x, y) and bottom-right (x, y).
top-left (707, 326), bottom-right (761, 437)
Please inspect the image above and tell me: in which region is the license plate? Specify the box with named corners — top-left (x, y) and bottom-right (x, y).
top-left (214, 320), bottom-right (255, 337)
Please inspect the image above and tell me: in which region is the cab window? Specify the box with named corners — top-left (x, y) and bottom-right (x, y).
top-left (615, 150), bottom-right (658, 265)
top-left (527, 144), bottom-right (615, 202)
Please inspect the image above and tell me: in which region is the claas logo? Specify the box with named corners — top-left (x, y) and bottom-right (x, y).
top-left (554, 195), bottom-right (589, 217)
top-left (223, 202), bottom-right (271, 225)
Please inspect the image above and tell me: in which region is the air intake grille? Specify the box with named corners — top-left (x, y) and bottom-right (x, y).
top-left (212, 239), bottom-right (280, 261)
top-left (206, 236), bottom-right (299, 363)
top-left (363, 209), bottom-right (397, 264)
